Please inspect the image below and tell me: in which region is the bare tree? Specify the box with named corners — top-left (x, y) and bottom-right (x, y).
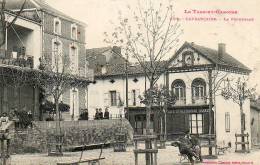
top-left (35, 43), bottom-right (89, 155)
top-left (105, 0), bottom-right (182, 133)
top-left (221, 76), bottom-right (256, 151)
top-left (203, 68), bottom-right (229, 155)
top-left (0, 0), bottom-right (27, 47)
top-left (105, 0), bottom-right (182, 164)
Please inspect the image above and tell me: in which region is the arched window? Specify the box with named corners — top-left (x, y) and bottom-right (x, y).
top-left (192, 78), bottom-right (206, 104)
top-left (71, 24), bottom-right (77, 40)
top-left (172, 79), bottom-right (186, 104)
top-left (54, 18), bottom-right (61, 35)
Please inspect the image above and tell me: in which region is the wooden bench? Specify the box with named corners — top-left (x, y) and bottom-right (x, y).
top-left (58, 142), bottom-right (108, 165)
top-left (57, 157), bottom-right (105, 165)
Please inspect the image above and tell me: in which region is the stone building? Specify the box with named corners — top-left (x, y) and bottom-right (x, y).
top-left (250, 98), bottom-right (260, 147)
top-left (87, 42), bottom-right (252, 148)
top-left (0, 0), bottom-right (93, 120)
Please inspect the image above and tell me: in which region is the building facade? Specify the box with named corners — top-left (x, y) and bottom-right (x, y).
top-left (250, 98), bottom-right (260, 147)
top-left (0, 0), bottom-right (93, 120)
top-left (87, 42), bottom-right (252, 148)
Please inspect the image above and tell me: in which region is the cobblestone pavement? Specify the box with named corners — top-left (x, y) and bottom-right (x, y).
top-left (9, 144), bottom-right (260, 165)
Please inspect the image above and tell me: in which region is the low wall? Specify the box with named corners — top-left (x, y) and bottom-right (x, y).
top-left (10, 119), bottom-right (133, 154)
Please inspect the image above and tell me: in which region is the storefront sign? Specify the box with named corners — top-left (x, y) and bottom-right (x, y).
top-left (170, 108), bottom-right (209, 114)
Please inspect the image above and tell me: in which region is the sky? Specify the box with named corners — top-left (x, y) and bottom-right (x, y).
top-left (46, 0), bottom-right (260, 91)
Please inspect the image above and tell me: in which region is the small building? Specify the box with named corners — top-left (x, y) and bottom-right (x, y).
top-left (87, 42), bottom-right (252, 148)
top-left (0, 0), bottom-right (93, 120)
top-left (250, 98), bottom-right (260, 147)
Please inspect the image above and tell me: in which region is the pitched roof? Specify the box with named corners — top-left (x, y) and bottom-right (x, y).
top-left (92, 42), bottom-right (251, 78)
top-left (86, 46), bottom-right (126, 75)
top-left (94, 61), bottom-right (168, 78)
top-left (251, 99), bottom-right (260, 111)
top-left (6, 0), bottom-right (86, 25)
top-left (172, 42), bottom-right (251, 72)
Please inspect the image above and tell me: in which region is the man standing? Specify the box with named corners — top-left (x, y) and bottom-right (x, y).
top-left (94, 108), bottom-right (99, 120)
top-left (98, 108), bottom-right (103, 120)
top-left (104, 107), bottom-right (109, 119)
top-left (79, 109), bottom-right (89, 120)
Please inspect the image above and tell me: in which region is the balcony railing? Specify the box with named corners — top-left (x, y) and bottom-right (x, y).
top-left (174, 98), bottom-right (186, 106)
top-left (192, 97), bottom-right (207, 105)
top-left (0, 49), bottom-right (34, 68)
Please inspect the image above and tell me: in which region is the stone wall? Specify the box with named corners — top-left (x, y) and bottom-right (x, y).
top-left (10, 119), bottom-right (133, 154)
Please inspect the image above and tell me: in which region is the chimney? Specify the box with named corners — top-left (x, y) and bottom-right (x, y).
top-left (218, 43), bottom-right (226, 60)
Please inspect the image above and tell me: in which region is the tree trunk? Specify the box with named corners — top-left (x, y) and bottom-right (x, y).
top-left (145, 82), bottom-right (154, 165)
top-left (55, 96), bottom-right (62, 154)
top-left (240, 103), bottom-right (245, 150)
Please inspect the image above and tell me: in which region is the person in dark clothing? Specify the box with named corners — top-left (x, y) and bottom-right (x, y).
top-left (104, 107), bottom-right (109, 119)
top-left (94, 108), bottom-right (99, 120)
top-left (27, 110), bottom-right (33, 128)
top-left (98, 108), bottom-right (103, 119)
top-left (171, 140), bottom-right (197, 164)
top-left (79, 109), bottom-right (89, 120)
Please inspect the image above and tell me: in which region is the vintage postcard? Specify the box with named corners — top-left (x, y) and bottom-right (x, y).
top-left (0, 0), bottom-right (260, 164)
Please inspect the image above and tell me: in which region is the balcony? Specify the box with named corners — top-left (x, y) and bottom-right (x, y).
top-left (174, 98), bottom-right (186, 106)
top-left (192, 97), bottom-right (207, 105)
top-left (0, 49), bottom-right (34, 68)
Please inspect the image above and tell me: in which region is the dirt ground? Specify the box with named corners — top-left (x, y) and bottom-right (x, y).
top-left (8, 144), bottom-right (260, 165)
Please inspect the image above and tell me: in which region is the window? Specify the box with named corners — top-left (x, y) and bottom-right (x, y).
top-left (192, 78), bottom-right (206, 103)
top-left (172, 79), bottom-right (186, 104)
top-left (225, 112), bottom-right (230, 132)
top-left (134, 114), bottom-right (154, 135)
top-left (110, 90), bottom-right (117, 106)
top-left (71, 24), bottom-right (77, 40)
top-left (70, 44), bottom-right (78, 74)
top-left (52, 39), bottom-right (63, 72)
top-left (189, 114), bottom-right (203, 134)
top-left (54, 18), bottom-right (61, 35)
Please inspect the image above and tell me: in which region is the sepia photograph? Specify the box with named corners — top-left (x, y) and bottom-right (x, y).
top-left (0, 0), bottom-right (260, 164)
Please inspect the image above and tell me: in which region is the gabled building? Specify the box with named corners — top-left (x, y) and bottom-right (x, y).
top-left (87, 42), bottom-right (252, 148)
top-left (0, 0), bottom-right (93, 120)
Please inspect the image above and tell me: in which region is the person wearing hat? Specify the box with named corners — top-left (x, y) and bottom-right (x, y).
top-left (0, 112), bottom-right (9, 127)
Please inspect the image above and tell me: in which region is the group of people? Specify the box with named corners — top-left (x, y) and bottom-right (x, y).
top-left (0, 108), bottom-right (34, 128)
top-left (94, 107), bottom-right (109, 120)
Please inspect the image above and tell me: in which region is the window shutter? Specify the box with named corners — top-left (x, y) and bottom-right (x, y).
top-left (136, 89), bottom-right (141, 106)
top-left (116, 91), bottom-right (120, 106)
top-left (104, 92), bottom-right (109, 107)
top-left (128, 91), bottom-right (131, 105)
